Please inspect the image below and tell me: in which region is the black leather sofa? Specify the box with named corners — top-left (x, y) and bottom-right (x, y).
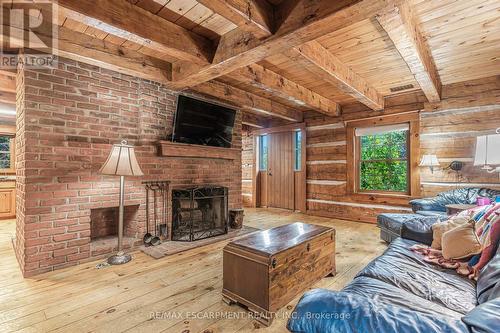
top-left (287, 237), bottom-right (500, 333)
top-left (377, 188), bottom-right (500, 243)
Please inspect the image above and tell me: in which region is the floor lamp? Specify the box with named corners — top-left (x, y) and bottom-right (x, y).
top-left (99, 140), bottom-right (144, 265)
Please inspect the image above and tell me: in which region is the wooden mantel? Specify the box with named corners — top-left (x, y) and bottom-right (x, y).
top-left (157, 141), bottom-right (241, 160)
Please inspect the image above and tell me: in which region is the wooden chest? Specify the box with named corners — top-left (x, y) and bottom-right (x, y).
top-left (222, 222), bottom-right (335, 325)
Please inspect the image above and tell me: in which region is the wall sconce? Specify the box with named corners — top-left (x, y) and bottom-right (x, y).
top-left (447, 161), bottom-right (464, 172)
top-left (419, 154), bottom-right (440, 173)
top-left (474, 128), bottom-right (500, 179)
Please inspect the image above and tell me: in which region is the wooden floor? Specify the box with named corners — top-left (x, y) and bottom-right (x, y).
top-left (0, 208), bottom-right (386, 333)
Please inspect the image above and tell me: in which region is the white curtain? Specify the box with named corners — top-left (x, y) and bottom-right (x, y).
top-left (355, 123), bottom-right (409, 137)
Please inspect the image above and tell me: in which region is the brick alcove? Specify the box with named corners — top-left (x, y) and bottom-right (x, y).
top-left (90, 204), bottom-right (141, 257)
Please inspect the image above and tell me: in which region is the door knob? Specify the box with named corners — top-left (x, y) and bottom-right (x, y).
top-left (268, 172), bottom-right (272, 176)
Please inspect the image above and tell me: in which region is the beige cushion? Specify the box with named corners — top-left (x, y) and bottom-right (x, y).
top-left (442, 220), bottom-right (482, 260)
top-left (431, 216), bottom-right (469, 250)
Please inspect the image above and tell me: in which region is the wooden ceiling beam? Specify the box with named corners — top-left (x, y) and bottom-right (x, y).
top-left (376, 2), bottom-right (442, 102)
top-left (290, 41), bottom-right (384, 110)
top-left (197, 0), bottom-right (274, 38)
top-left (0, 19), bottom-right (173, 85)
top-left (56, 27), bottom-right (172, 84)
top-left (424, 75), bottom-right (499, 112)
top-left (192, 80), bottom-right (303, 122)
top-left (168, 0), bottom-right (399, 90)
top-left (57, 0), bottom-right (213, 66)
top-left (229, 64), bottom-right (341, 116)
top-left (2, 12), bottom-right (296, 123)
top-left (0, 75), bottom-right (16, 93)
top-left (242, 113), bottom-right (268, 129)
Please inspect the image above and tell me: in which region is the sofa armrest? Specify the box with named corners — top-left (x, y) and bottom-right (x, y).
top-left (287, 289), bottom-right (468, 333)
top-left (401, 219), bottom-right (436, 245)
top-left (409, 197), bottom-right (447, 213)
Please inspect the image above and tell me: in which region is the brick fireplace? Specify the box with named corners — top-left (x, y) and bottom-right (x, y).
top-left (14, 56), bottom-right (242, 277)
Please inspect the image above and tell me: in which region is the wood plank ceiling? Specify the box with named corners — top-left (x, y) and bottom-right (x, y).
top-left (3, 0), bottom-right (500, 125)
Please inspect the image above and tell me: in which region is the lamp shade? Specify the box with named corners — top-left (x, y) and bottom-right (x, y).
top-left (474, 132), bottom-right (500, 166)
top-left (419, 154), bottom-right (440, 167)
top-left (100, 140), bottom-right (144, 176)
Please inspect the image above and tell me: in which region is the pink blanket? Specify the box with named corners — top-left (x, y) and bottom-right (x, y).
top-left (410, 245), bottom-right (477, 280)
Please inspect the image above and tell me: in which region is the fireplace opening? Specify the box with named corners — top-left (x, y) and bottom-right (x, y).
top-left (172, 186), bottom-right (228, 241)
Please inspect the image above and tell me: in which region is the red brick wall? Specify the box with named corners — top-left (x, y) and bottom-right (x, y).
top-left (14, 55), bottom-right (27, 272)
top-left (16, 57), bottom-right (242, 277)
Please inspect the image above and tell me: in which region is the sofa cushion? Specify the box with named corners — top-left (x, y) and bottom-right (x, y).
top-left (417, 210), bottom-right (448, 217)
top-left (462, 298), bottom-right (500, 333)
top-left (401, 221), bottom-right (433, 245)
top-left (355, 238), bottom-right (477, 314)
top-left (377, 213), bottom-right (407, 235)
top-left (377, 213), bottom-right (439, 237)
top-left (287, 289), bottom-right (468, 333)
top-left (343, 276), bottom-right (462, 318)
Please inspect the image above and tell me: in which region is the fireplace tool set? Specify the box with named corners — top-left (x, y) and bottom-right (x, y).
top-left (143, 181), bottom-right (170, 246)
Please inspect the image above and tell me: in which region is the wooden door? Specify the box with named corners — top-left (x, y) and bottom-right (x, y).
top-left (267, 131), bottom-right (294, 210)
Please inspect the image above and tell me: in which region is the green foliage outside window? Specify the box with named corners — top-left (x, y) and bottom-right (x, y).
top-left (259, 135), bottom-right (268, 171)
top-left (0, 136), bottom-right (11, 169)
top-left (294, 131), bottom-right (302, 171)
top-left (359, 130), bottom-right (408, 192)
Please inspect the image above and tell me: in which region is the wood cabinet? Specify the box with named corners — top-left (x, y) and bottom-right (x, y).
top-left (222, 222), bottom-right (335, 325)
top-left (0, 181), bottom-right (16, 219)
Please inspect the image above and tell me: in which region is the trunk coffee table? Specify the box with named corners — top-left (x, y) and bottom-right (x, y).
top-left (222, 222), bottom-right (336, 325)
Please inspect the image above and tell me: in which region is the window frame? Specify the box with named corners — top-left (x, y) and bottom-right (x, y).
top-left (0, 126), bottom-right (16, 174)
top-left (355, 129), bottom-right (410, 195)
top-left (346, 113), bottom-right (420, 199)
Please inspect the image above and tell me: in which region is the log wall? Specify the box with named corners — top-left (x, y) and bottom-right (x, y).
top-left (241, 103), bottom-right (500, 223)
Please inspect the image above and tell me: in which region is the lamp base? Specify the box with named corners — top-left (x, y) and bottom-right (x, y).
top-left (107, 251), bottom-right (132, 265)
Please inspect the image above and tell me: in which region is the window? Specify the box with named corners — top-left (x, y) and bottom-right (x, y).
top-left (357, 125), bottom-right (409, 193)
top-left (0, 135), bottom-right (14, 171)
top-left (294, 131), bottom-right (302, 171)
top-left (259, 135), bottom-right (268, 171)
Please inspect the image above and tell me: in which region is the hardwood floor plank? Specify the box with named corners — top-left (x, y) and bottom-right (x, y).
top-left (0, 209), bottom-right (386, 332)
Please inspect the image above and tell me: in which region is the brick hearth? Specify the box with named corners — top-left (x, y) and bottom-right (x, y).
top-left (14, 56), bottom-right (242, 277)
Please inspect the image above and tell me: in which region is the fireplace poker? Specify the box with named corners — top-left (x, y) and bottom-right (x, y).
top-left (143, 185), bottom-right (153, 245)
top-left (150, 185), bottom-right (161, 246)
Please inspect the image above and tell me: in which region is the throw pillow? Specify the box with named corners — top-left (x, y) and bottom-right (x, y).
top-left (431, 216), bottom-right (469, 249)
top-left (442, 220), bottom-right (482, 260)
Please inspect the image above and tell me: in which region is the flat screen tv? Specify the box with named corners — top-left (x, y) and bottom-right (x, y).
top-left (172, 95), bottom-right (236, 148)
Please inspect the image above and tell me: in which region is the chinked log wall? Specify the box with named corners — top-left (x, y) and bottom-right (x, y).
top-left (242, 76), bottom-right (500, 223)
top-left (420, 105), bottom-right (500, 197)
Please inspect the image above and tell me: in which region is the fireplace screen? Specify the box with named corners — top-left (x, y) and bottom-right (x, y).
top-left (172, 186), bottom-right (228, 241)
